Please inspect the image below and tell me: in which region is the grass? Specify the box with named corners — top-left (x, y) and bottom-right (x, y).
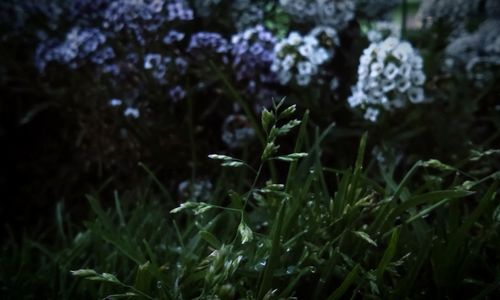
top-left (1, 104), bottom-right (499, 299)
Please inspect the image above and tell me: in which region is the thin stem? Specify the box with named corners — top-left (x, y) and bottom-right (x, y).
top-left (401, 0), bottom-right (408, 39)
top-left (243, 163), bottom-right (264, 212)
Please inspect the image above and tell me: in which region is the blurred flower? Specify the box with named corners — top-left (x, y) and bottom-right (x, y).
top-left (124, 107), bottom-right (140, 118)
top-left (222, 114), bottom-right (256, 149)
top-left (445, 19), bottom-right (500, 86)
top-left (188, 32), bottom-right (230, 54)
top-left (279, 0), bottom-right (355, 31)
top-left (348, 36), bottom-right (426, 121)
top-left (109, 98), bottom-right (123, 106)
top-left (178, 179), bottom-right (213, 202)
top-left (230, 25), bottom-right (277, 90)
top-left (169, 85), bottom-right (186, 102)
top-left (271, 27), bottom-right (339, 86)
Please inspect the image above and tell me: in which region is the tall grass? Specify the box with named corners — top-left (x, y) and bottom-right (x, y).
top-left (2, 104), bottom-right (498, 299)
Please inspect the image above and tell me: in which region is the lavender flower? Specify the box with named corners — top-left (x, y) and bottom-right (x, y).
top-left (169, 85), bottom-right (187, 102)
top-left (188, 32), bottom-right (230, 54)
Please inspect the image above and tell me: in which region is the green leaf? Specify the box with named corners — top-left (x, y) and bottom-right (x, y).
top-left (326, 264), bottom-right (360, 300)
top-left (221, 161), bottom-right (245, 168)
top-left (200, 230), bottom-right (222, 249)
top-left (419, 159), bottom-right (455, 171)
top-left (208, 154), bottom-right (238, 161)
top-left (376, 227), bottom-right (400, 281)
top-left (275, 153), bottom-right (309, 162)
top-left (70, 269), bottom-right (99, 277)
top-left (238, 221), bottom-right (254, 244)
top-left (353, 231), bottom-right (378, 247)
top-left (278, 119), bottom-right (301, 136)
top-left (261, 108), bottom-right (274, 133)
top-left (278, 104), bottom-right (296, 119)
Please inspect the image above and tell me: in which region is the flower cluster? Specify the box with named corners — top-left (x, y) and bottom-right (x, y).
top-left (35, 27), bottom-right (110, 71)
top-left (445, 20), bottom-right (500, 85)
top-left (348, 37), bottom-right (426, 122)
top-left (222, 114), bottom-right (256, 149)
top-left (230, 0), bottom-right (266, 31)
top-left (188, 32), bottom-right (230, 57)
top-left (231, 25), bottom-right (277, 89)
top-left (271, 27), bottom-right (339, 86)
top-left (279, 0), bottom-right (355, 31)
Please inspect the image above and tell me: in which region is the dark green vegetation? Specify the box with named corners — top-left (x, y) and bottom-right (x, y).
top-left (2, 103), bottom-right (499, 299)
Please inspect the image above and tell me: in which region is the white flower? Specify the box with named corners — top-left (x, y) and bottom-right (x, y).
top-left (109, 98), bottom-right (123, 106)
top-left (364, 107), bottom-right (380, 122)
top-left (124, 107), bottom-right (140, 118)
top-left (296, 74), bottom-right (311, 86)
top-left (408, 87), bottom-right (425, 103)
top-left (298, 43), bottom-right (314, 56)
top-left (383, 62), bottom-right (399, 80)
top-left (287, 32), bottom-right (302, 45)
top-left (411, 71), bottom-right (426, 85)
top-left (297, 61), bottom-right (314, 75)
top-left (282, 55), bottom-right (295, 70)
top-left (370, 62), bottom-right (384, 77)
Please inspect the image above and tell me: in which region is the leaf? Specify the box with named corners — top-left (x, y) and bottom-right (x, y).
top-left (221, 161), bottom-right (245, 168)
top-left (200, 231), bottom-right (222, 248)
top-left (278, 119), bottom-right (301, 136)
top-left (278, 104), bottom-right (296, 119)
top-left (170, 202), bottom-right (200, 214)
top-left (353, 231), bottom-right (378, 247)
top-left (275, 153), bottom-right (309, 162)
top-left (238, 221), bottom-right (253, 244)
top-left (376, 227), bottom-right (400, 281)
top-left (261, 108), bottom-right (274, 133)
top-left (71, 269), bottom-right (99, 277)
top-left (208, 154), bottom-right (237, 161)
top-left (326, 264), bottom-right (360, 300)
top-left (419, 159), bottom-right (455, 171)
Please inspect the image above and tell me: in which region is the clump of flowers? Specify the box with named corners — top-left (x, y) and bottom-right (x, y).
top-left (445, 19), bottom-right (500, 86)
top-left (35, 27), bottom-right (110, 71)
top-left (222, 114), bottom-right (256, 149)
top-left (348, 37), bottom-right (426, 122)
top-left (231, 25), bottom-right (277, 91)
top-left (271, 27), bottom-right (339, 86)
top-left (279, 0), bottom-right (355, 31)
top-left (230, 0), bottom-right (266, 31)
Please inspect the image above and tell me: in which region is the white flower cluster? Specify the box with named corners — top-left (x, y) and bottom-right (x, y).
top-left (445, 20), bottom-right (500, 85)
top-left (279, 0), bottom-right (355, 31)
top-left (349, 37), bottom-right (426, 122)
top-left (271, 27), bottom-right (339, 86)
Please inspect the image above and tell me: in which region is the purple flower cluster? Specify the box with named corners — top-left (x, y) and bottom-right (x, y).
top-left (188, 32), bottom-right (230, 54)
top-left (36, 27), bottom-right (109, 71)
top-left (231, 25), bottom-right (277, 84)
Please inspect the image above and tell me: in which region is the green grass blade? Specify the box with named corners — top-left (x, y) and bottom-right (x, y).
top-left (326, 264), bottom-right (360, 300)
top-left (376, 227), bottom-right (401, 281)
top-left (257, 200), bottom-right (286, 300)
